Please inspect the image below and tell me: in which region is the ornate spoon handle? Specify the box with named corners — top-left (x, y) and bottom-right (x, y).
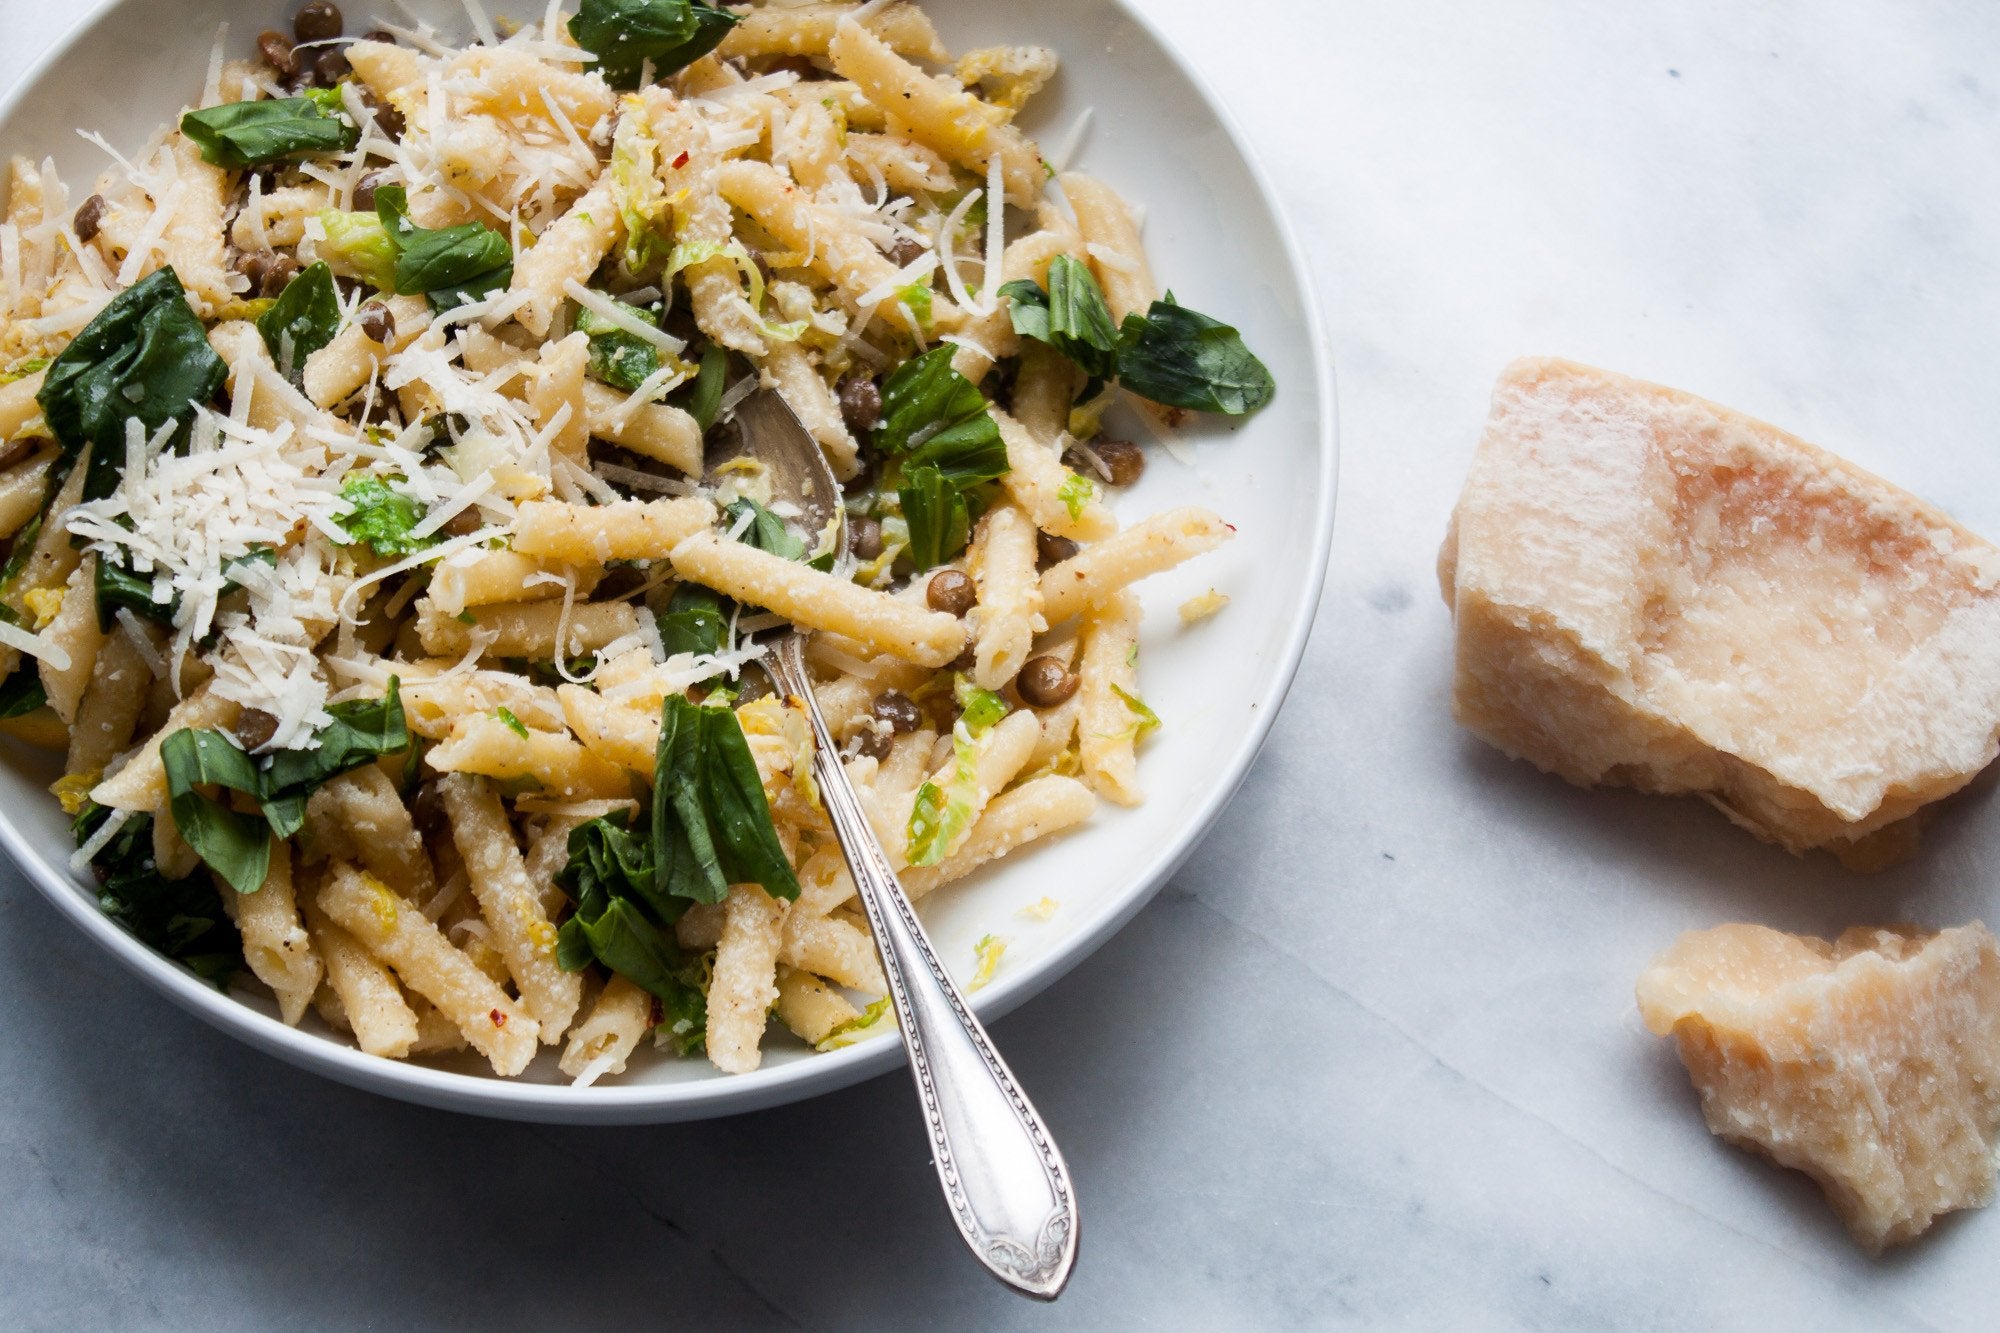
top-left (768, 635), bottom-right (1079, 1299)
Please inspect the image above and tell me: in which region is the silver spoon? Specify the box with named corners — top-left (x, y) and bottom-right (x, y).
top-left (706, 391), bottom-right (1080, 1300)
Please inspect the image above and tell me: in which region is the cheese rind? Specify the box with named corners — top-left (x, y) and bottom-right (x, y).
top-left (1440, 357), bottom-right (2000, 859)
top-left (1637, 922), bottom-right (2000, 1253)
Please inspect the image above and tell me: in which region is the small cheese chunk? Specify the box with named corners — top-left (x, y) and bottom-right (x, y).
top-left (1637, 922), bottom-right (2000, 1253)
top-left (1439, 357), bottom-right (2000, 862)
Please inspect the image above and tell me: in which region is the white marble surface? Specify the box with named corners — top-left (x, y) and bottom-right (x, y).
top-left (1, 2), bottom-right (1998, 1328)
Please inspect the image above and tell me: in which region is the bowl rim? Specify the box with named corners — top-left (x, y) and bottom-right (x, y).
top-left (0, 0), bottom-right (1340, 1122)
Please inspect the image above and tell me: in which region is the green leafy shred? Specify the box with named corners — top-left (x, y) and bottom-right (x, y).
top-left (74, 804), bottom-right (242, 986)
top-left (653, 695), bottom-right (800, 904)
top-left (335, 473), bottom-right (434, 559)
top-left (256, 261), bottom-right (341, 380)
top-left (968, 934), bottom-right (1008, 991)
top-left (161, 682), bottom-right (409, 894)
top-left (1114, 295), bottom-right (1276, 416)
top-left (677, 343), bottom-right (729, 433)
top-left (314, 209), bottom-right (400, 292)
top-left (816, 996), bottom-right (893, 1052)
top-left (874, 346), bottom-right (1008, 570)
top-left (999, 255), bottom-right (1117, 379)
top-left (0, 662), bottom-right (46, 718)
top-left (575, 297), bottom-right (668, 394)
top-left (495, 706), bottom-right (529, 739)
top-left (1110, 682), bottom-right (1160, 741)
top-left (1057, 470), bottom-right (1094, 520)
top-left (554, 693), bottom-right (801, 1042)
top-left (655, 584), bottom-right (728, 660)
top-left (37, 267), bottom-right (226, 479)
top-left (906, 724), bottom-right (981, 867)
top-left (724, 496), bottom-right (806, 561)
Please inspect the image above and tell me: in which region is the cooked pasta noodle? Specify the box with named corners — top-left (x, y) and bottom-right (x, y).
top-left (1, 0), bottom-right (1266, 1084)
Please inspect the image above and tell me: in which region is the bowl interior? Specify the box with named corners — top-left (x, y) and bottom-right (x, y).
top-left (0, 0), bottom-right (1333, 1121)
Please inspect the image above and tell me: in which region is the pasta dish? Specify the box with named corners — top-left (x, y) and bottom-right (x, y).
top-left (0, 0), bottom-right (1273, 1082)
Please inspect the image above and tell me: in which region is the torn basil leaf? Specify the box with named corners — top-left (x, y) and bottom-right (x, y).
top-left (1112, 295), bottom-right (1275, 415)
top-left (1005, 264), bottom-right (1275, 416)
top-left (569, 0), bottom-right (741, 90)
top-left (655, 584), bottom-right (728, 660)
top-left (652, 695), bottom-right (800, 905)
top-left (180, 96), bottom-right (359, 169)
top-left (553, 811), bottom-right (709, 1043)
top-left (256, 262), bottom-right (341, 380)
top-left (0, 661), bottom-right (46, 718)
top-left (161, 728), bottom-right (273, 897)
top-left (93, 553), bottom-right (173, 632)
top-left (395, 223), bottom-right (514, 313)
top-left (897, 464), bottom-right (971, 571)
top-left (576, 298), bottom-right (664, 393)
top-left (258, 679), bottom-right (410, 837)
top-left (161, 681), bottom-right (409, 885)
top-left (75, 803), bottom-right (242, 986)
top-left (679, 342), bottom-right (728, 433)
top-left (724, 496), bottom-right (806, 561)
top-left (999, 254), bottom-right (1118, 380)
top-left (335, 473), bottom-right (434, 559)
top-left (874, 345), bottom-right (1005, 482)
top-left (37, 267), bottom-right (226, 468)
top-left (367, 184), bottom-right (514, 313)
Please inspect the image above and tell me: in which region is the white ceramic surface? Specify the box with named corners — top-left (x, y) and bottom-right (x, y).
top-left (0, 0), bottom-right (1334, 1123)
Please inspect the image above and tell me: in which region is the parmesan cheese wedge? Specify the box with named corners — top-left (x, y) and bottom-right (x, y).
top-left (1637, 922), bottom-right (2000, 1253)
top-left (1439, 357), bottom-right (2000, 863)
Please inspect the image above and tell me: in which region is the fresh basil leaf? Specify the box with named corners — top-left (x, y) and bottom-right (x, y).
top-left (0, 661), bottom-right (46, 717)
top-left (162, 728), bottom-right (272, 896)
top-left (874, 345), bottom-right (1005, 483)
top-left (0, 510), bottom-right (42, 593)
top-left (557, 811), bottom-right (662, 914)
top-left (335, 473), bottom-right (434, 558)
top-left (655, 978), bottom-right (707, 1056)
top-left (897, 463), bottom-right (971, 571)
top-left (1002, 255), bottom-right (1118, 380)
top-left (256, 262), bottom-right (341, 379)
top-left (576, 299), bottom-right (665, 393)
top-left (75, 804), bottom-right (242, 985)
top-left (180, 97), bottom-right (358, 169)
top-left (37, 267), bottom-right (226, 468)
top-left (652, 695), bottom-right (799, 905)
top-left (394, 223), bottom-right (514, 313)
top-left (374, 184), bottom-right (412, 239)
top-left (93, 553), bottom-right (173, 632)
top-left (258, 679), bottom-right (409, 832)
top-left (724, 497), bottom-right (806, 561)
top-left (553, 812), bottom-right (708, 1036)
top-left (1113, 294), bottom-right (1275, 415)
top-left (680, 342), bottom-right (728, 433)
top-left (656, 584), bottom-right (727, 659)
top-left (569, 0), bottom-right (740, 90)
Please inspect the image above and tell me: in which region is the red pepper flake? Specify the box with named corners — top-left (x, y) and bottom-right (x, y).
top-left (671, 150), bottom-right (690, 169)
top-left (490, 1008), bottom-right (507, 1027)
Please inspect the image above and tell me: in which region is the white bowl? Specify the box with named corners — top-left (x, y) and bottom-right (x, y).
top-left (0, 0), bottom-right (1336, 1123)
